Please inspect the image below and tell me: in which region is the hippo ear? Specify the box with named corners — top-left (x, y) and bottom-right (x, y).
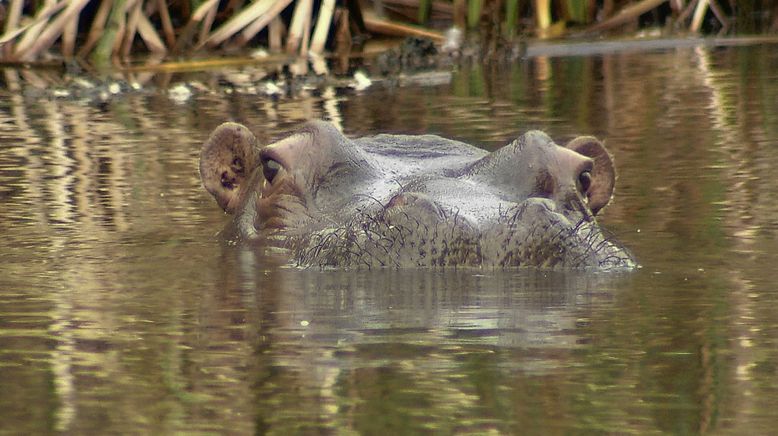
top-left (566, 136), bottom-right (615, 215)
top-left (200, 122), bottom-right (259, 214)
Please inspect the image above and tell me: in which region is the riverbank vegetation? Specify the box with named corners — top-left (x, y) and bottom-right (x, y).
top-left (0, 0), bottom-right (776, 67)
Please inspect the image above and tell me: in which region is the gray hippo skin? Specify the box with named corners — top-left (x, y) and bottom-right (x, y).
top-left (200, 120), bottom-right (636, 270)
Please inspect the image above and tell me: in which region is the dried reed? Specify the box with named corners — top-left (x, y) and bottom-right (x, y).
top-left (0, 0), bottom-right (762, 66)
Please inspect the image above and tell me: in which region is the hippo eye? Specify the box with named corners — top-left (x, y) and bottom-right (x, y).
top-left (578, 170), bottom-right (592, 195)
top-left (262, 158), bottom-right (282, 183)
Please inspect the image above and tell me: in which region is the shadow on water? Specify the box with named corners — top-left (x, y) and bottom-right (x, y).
top-left (1, 43), bottom-right (778, 433)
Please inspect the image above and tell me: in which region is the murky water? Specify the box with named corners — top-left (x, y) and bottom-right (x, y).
top-left (2, 43), bottom-right (778, 434)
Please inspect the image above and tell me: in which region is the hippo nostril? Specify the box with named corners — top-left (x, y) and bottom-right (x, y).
top-left (578, 170), bottom-right (592, 195)
top-left (262, 158), bottom-right (282, 184)
top-left (220, 171), bottom-right (235, 190)
top-left (231, 157), bottom-right (244, 174)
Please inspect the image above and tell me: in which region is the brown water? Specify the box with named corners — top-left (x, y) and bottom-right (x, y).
top-left (1, 43), bottom-right (778, 434)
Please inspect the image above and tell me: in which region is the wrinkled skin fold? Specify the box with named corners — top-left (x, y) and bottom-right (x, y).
top-left (200, 120), bottom-right (636, 270)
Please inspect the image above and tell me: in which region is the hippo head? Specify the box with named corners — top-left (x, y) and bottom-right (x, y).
top-left (200, 120), bottom-right (635, 270)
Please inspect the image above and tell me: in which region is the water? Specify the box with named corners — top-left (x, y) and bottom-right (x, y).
top-left (1, 43), bottom-right (778, 434)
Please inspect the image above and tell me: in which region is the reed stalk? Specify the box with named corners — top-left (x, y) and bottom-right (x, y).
top-left (310, 0), bottom-right (336, 55)
top-left (535, 0), bottom-right (551, 34)
top-left (566, 0), bottom-right (588, 23)
top-left (602, 0), bottom-right (614, 17)
top-left (418, 0), bottom-right (431, 24)
top-left (137, 12), bottom-right (167, 53)
top-left (190, 0), bottom-right (221, 27)
top-left (707, 0), bottom-right (729, 32)
top-left (61, 6), bottom-right (79, 58)
top-left (453, 0), bottom-right (466, 29)
top-left (505, 0), bottom-right (520, 35)
top-left (92, 0), bottom-right (127, 65)
top-left (300, 2), bottom-right (312, 54)
top-left (236, 0), bottom-right (282, 47)
top-left (3, 0), bottom-right (23, 35)
top-left (691, 0), bottom-right (709, 32)
top-left (13, 0), bottom-right (59, 56)
top-left (198, 1), bottom-right (219, 45)
top-left (583, 0), bottom-right (667, 33)
top-left (122, 0), bottom-right (143, 58)
top-left (2, 0), bottom-right (23, 57)
top-left (467, 0), bottom-right (482, 29)
top-left (363, 9), bottom-right (445, 42)
top-left (334, 7), bottom-right (352, 56)
top-left (174, 0), bottom-right (218, 52)
top-left (237, 0), bottom-right (295, 47)
top-left (269, 17), bottom-right (284, 52)
top-left (201, 0), bottom-right (289, 48)
top-left (286, 0), bottom-right (312, 54)
top-left (18, 0), bottom-right (89, 61)
top-left (77, 0), bottom-right (113, 57)
top-left (156, 0), bottom-right (176, 47)
top-left (385, 0), bottom-right (454, 20)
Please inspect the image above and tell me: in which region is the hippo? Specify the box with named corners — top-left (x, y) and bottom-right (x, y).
top-left (199, 120), bottom-right (635, 270)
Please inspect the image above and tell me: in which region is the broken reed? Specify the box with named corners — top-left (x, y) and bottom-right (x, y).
top-left (0, 0), bottom-right (767, 65)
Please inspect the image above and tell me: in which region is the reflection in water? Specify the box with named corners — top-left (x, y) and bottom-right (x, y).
top-left (1, 44), bottom-right (778, 433)
top-left (241, 260), bottom-right (632, 433)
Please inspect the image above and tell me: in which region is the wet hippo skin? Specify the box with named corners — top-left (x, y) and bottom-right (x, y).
top-left (200, 120), bottom-right (635, 270)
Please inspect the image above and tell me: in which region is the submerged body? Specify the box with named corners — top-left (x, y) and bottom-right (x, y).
top-left (200, 120), bottom-right (635, 270)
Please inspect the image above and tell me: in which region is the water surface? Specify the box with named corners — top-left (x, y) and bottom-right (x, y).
top-left (1, 43), bottom-right (778, 434)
